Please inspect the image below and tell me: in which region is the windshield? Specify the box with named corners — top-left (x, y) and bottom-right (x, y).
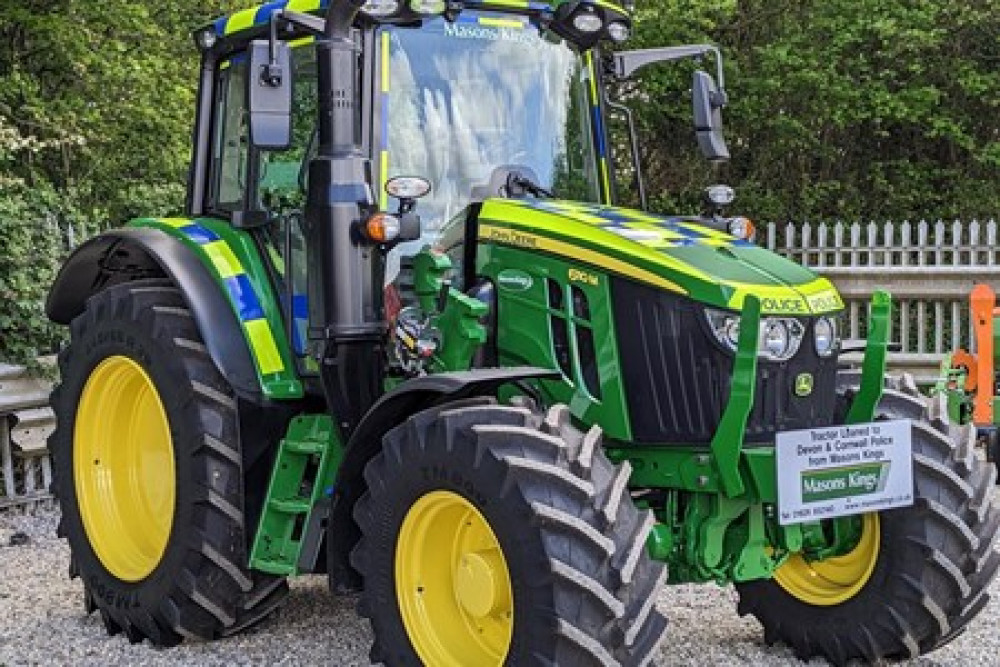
top-left (382, 15), bottom-right (602, 242)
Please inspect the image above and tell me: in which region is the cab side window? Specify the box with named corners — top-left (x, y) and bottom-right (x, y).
top-left (257, 45), bottom-right (319, 213)
top-left (210, 56), bottom-right (249, 212)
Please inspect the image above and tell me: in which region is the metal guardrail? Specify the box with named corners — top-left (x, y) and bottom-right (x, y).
top-left (0, 364), bottom-right (55, 509)
top-left (766, 219), bottom-right (1000, 383)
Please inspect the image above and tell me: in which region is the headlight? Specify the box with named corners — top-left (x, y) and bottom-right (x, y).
top-left (762, 321), bottom-right (790, 358)
top-left (707, 310), bottom-right (741, 352)
top-left (706, 309), bottom-right (805, 361)
top-left (814, 316), bottom-right (838, 357)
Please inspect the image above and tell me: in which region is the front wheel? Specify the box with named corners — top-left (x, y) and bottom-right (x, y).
top-left (352, 401), bottom-right (669, 666)
top-left (736, 377), bottom-right (1000, 664)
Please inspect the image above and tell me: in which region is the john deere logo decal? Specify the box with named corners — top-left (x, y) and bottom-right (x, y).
top-left (497, 269), bottom-right (533, 292)
top-left (795, 373), bottom-right (814, 397)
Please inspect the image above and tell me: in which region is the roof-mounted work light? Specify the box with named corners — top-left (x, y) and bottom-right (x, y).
top-left (549, 0), bottom-right (632, 50)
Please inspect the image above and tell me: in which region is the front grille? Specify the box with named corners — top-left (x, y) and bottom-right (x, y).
top-left (612, 278), bottom-right (838, 445)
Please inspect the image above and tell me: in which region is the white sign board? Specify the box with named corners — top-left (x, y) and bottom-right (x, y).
top-left (775, 419), bottom-right (914, 525)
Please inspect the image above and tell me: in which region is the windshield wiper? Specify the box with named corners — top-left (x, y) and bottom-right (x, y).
top-left (507, 172), bottom-right (554, 199)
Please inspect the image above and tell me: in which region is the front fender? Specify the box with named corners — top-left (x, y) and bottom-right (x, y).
top-left (326, 367), bottom-right (559, 591)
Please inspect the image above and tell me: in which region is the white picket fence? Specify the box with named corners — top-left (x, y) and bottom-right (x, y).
top-left (765, 219), bottom-right (1000, 381)
top-left (1, 218), bottom-right (996, 509)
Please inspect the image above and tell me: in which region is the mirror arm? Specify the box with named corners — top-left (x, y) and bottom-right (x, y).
top-left (279, 10), bottom-right (328, 37)
top-left (606, 100), bottom-right (647, 211)
top-left (613, 44), bottom-right (727, 103)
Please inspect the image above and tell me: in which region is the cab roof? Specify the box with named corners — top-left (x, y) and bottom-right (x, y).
top-left (209, 0), bottom-right (625, 40)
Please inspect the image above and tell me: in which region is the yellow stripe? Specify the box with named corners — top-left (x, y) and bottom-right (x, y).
top-left (584, 53), bottom-right (612, 203)
top-left (483, 200), bottom-right (715, 283)
top-left (203, 241), bottom-right (243, 279)
top-left (286, 0), bottom-right (322, 10)
top-left (381, 32), bottom-right (391, 93)
top-left (289, 36), bottom-right (316, 49)
top-left (585, 53), bottom-right (600, 102)
top-left (479, 224), bottom-right (687, 296)
top-left (600, 157), bottom-right (611, 203)
top-left (159, 218), bottom-right (192, 229)
top-left (380, 150), bottom-right (390, 210)
top-left (225, 8), bottom-right (257, 35)
top-left (245, 319), bottom-right (285, 375)
top-left (479, 17), bottom-right (526, 28)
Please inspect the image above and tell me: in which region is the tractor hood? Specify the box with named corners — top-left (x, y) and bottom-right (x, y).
top-left (470, 199), bottom-right (844, 316)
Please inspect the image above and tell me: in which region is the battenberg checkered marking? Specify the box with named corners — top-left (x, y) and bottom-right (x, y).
top-left (520, 200), bottom-right (752, 249)
top-left (131, 218), bottom-right (301, 389)
top-left (477, 199), bottom-right (844, 316)
top-left (209, 0), bottom-right (625, 39)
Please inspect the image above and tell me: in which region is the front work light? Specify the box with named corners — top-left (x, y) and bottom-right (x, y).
top-left (549, 0), bottom-right (632, 50)
top-left (195, 28), bottom-right (217, 51)
top-left (572, 10), bottom-right (604, 33)
top-left (606, 21), bottom-right (631, 43)
top-left (409, 0), bottom-right (446, 15)
top-left (362, 0), bottom-right (402, 17)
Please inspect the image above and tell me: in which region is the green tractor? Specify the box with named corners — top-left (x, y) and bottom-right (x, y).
top-left (45, 0), bottom-right (999, 664)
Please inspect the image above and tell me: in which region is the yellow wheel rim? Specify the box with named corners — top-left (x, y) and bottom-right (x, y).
top-left (74, 356), bottom-right (175, 583)
top-left (396, 491), bottom-right (514, 666)
top-left (774, 514), bottom-right (880, 606)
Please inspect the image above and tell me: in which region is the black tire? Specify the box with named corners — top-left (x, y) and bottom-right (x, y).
top-left (351, 401), bottom-right (668, 666)
top-left (49, 280), bottom-right (288, 646)
top-left (736, 375), bottom-right (1000, 665)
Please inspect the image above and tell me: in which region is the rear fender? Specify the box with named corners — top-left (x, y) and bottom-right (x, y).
top-left (47, 220), bottom-right (303, 401)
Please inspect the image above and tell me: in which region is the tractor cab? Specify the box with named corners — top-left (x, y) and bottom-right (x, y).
top-left (188, 0), bottom-right (733, 257)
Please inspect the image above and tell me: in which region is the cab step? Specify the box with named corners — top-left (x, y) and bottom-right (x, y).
top-left (249, 415), bottom-right (345, 577)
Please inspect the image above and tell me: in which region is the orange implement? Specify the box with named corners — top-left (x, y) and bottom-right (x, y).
top-left (951, 349), bottom-right (978, 393)
top-left (970, 284), bottom-right (996, 425)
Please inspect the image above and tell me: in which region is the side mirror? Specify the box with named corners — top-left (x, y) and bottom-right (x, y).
top-left (248, 40), bottom-right (293, 150)
top-left (693, 70), bottom-right (730, 161)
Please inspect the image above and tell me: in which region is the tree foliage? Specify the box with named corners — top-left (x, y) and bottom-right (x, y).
top-left (0, 0), bottom-right (241, 365)
top-left (616, 0), bottom-right (1000, 221)
top-left (0, 0), bottom-right (997, 365)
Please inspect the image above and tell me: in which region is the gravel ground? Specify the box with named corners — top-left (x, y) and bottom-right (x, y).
top-left (2, 505), bottom-right (998, 666)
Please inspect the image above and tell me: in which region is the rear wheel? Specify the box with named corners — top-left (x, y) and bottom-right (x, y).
top-left (352, 401), bottom-right (669, 666)
top-left (736, 376), bottom-right (1000, 664)
top-left (49, 280), bottom-right (287, 646)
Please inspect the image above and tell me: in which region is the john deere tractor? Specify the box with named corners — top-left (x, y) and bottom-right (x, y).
top-left (45, 1), bottom-right (999, 665)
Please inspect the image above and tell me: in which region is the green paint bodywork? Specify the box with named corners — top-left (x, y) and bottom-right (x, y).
top-left (473, 199), bottom-right (844, 317)
top-left (412, 250), bottom-right (489, 372)
top-left (845, 290), bottom-right (890, 424)
top-left (710, 295), bottom-right (760, 497)
top-left (130, 217), bottom-right (304, 400)
top-left (462, 198), bottom-right (895, 584)
top-left (250, 415), bottom-right (345, 576)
